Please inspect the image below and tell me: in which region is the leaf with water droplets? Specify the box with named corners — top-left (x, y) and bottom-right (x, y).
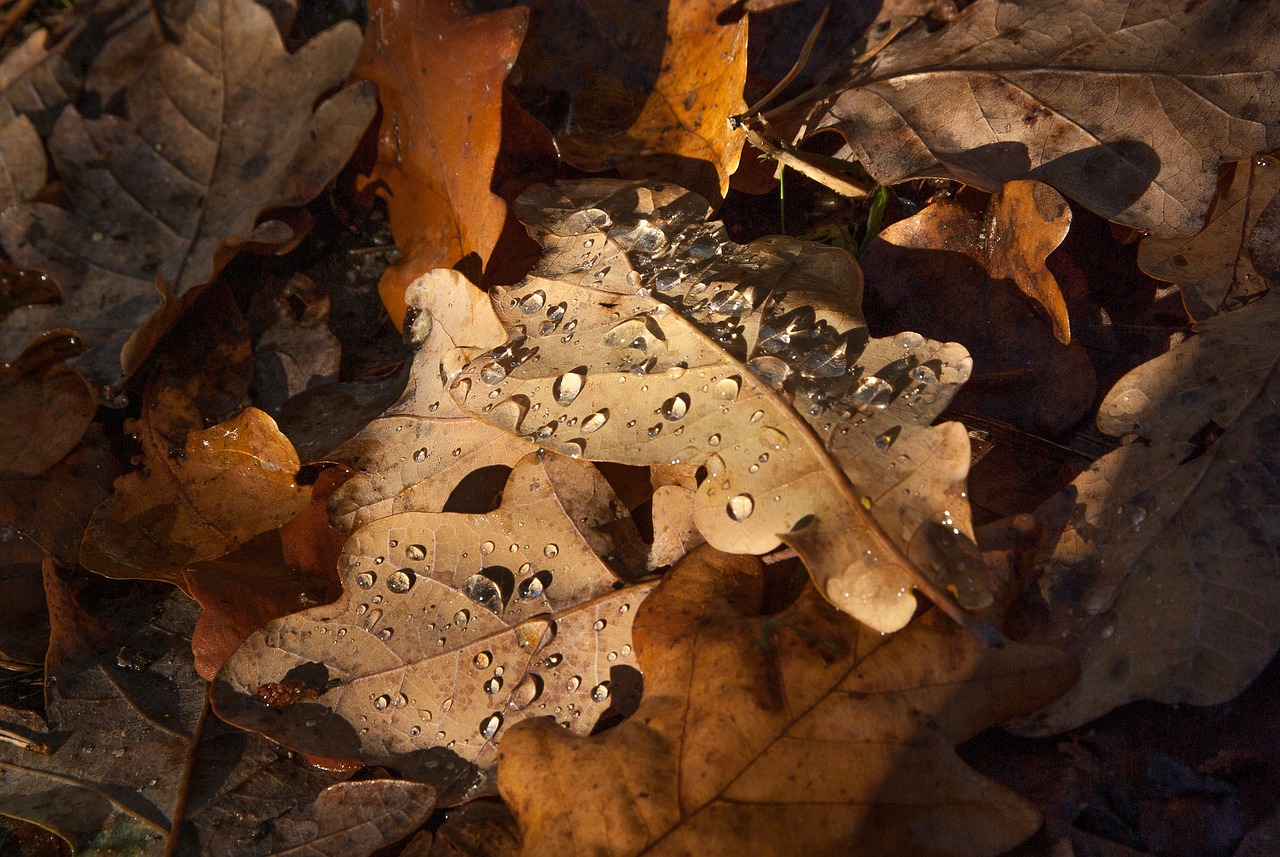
top-left (1010, 288), bottom-right (1280, 735)
top-left (498, 545), bottom-right (1075, 857)
top-left (213, 452), bottom-right (655, 801)
top-left (450, 179), bottom-right (988, 634)
top-left (327, 270), bottom-right (533, 534)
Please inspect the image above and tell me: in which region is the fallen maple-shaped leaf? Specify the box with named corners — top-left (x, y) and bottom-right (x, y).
top-left (811, 0), bottom-right (1280, 236)
top-left (509, 0), bottom-right (746, 202)
top-left (79, 387), bottom-right (311, 585)
top-left (1139, 156), bottom-right (1280, 319)
top-left (1011, 288), bottom-right (1280, 735)
top-left (448, 179), bottom-right (987, 635)
top-left (326, 269), bottom-right (532, 535)
top-left (499, 545), bottom-right (1076, 857)
top-left (214, 452), bottom-right (655, 801)
top-left (0, 0), bottom-right (375, 394)
top-left (0, 564), bottom-right (432, 856)
top-left (356, 0), bottom-right (526, 327)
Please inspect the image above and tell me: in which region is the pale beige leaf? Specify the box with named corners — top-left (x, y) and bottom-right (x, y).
top-left (1012, 288), bottom-right (1280, 734)
top-left (214, 452), bottom-right (654, 801)
top-left (448, 180), bottom-right (986, 634)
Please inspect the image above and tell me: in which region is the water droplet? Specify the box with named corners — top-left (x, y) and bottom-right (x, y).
top-left (606, 651), bottom-right (618, 662)
top-left (480, 540), bottom-right (496, 555)
top-left (581, 409), bottom-right (609, 433)
top-left (544, 653), bottom-right (563, 667)
top-left (850, 376), bottom-right (894, 408)
top-left (473, 651), bottom-right (493, 669)
top-left (518, 576), bottom-right (544, 600)
top-left (355, 603), bottom-right (368, 616)
top-left (591, 682), bottom-right (610, 702)
top-left (543, 542), bottom-right (560, 559)
top-left (619, 603), bottom-right (630, 614)
top-left (405, 544), bottom-right (426, 562)
top-left (895, 331), bottom-right (926, 350)
top-left (480, 712), bottom-right (503, 738)
top-left (454, 609), bottom-right (470, 628)
top-left (727, 494), bottom-right (755, 521)
top-left (413, 448), bottom-right (427, 463)
top-left (461, 574), bottom-right (504, 612)
top-left (374, 694), bottom-right (390, 711)
top-left (661, 393), bottom-right (690, 421)
top-left (566, 676), bottom-right (581, 692)
top-left (366, 608), bottom-right (383, 626)
top-left (715, 376), bottom-right (741, 401)
top-left (647, 424), bottom-right (663, 437)
top-left (759, 427), bottom-right (789, 449)
top-left (707, 433), bottom-right (721, 446)
top-left (485, 676), bottom-right (503, 694)
top-left (452, 377), bottom-right (471, 399)
top-left (511, 674), bottom-right (543, 710)
top-left (355, 572), bottom-right (376, 589)
top-left (387, 570), bottom-right (415, 593)
top-left (374, 556), bottom-right (385, 565)
top-left (553, 370), bottom-right (585, 405)
top-left (377, 628), bottom-right (394, 641)
top-left (547, 302), bottom-right (567, 322)
top-left (909, 365), bottom-right (938, 385)
top-left (480, 362), bottom-right (507, 384)
top-left (519, 290), bottom-right (546, 313)
top-left (409, 725), bottom-right (421, 737)
top-left (874, 427), bottom-right (901, 452)
top-left (593, 618), bottom-right (607, 632)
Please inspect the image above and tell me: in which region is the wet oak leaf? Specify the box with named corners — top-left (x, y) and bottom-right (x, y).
top-left (326, 269), bottom-right (531, 535)
top-left (449, 179), bottom-right (985, 634)
top-left (499, 545), bottom-right (1076, 857)
top-left (79, 387), bottom-right (311, 585)
top-left (1139, 156), bottom-right (1280, 319)
top-left (0, 0), bottom-right (375, 394)
top-left (984, 180), bottom-right (1074, 344)
top-left (813, 0), bottom-right (1280, 236)
top-left (1012, 288), bottom-right (1280, 735)
top-left (356, 0), bottom-right (527, 327)
top-left (214, 452), bottom-right (656, 801)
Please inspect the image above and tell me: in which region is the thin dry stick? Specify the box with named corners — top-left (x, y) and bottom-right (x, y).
top-left (0, 0), bottom-right (39, 45)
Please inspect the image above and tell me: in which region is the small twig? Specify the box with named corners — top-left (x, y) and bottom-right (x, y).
top-left (740, 8), bottom-right (829, 121)
top-left (0, 726), bottom-right (51, 755)
top-left (0, 0), bottom-right (39, 45)
top-left (741, 117), bottom-right (874, 199)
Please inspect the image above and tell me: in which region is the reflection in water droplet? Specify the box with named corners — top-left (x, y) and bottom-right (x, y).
top-left (387, 570), bottom-right (415, 593)
top-left (850, 376), bottom-right (894, 408)
top-left (366, 608), bottom-right (383, 626)
top-left (374, 694), bottom-right (390, 711)
top-left (518, 576), bottom-right (544, 600)
top-left (355, 572), bottom-right (376, 589)
top-left (480, 362), bottom-right (507, 384)
top-left (591, 683), bottom-right (610, 702)
top-left (647, 424), bottom-right (662, 437)
top-left (511, 674), bottom-right (543, 710)
top-left (910, 365), bottom-right (938, 385)
top-left (474, 651), bottom-right (492, 669)
top-left (377, 628), bottom-right (394, 641)
top-left (519, 290), bottom-right (547, 313)
top-left (727, 494), bottom-right (755, 521)
top-left (874, 426), bottom-right (901, 452)
top-left (566, 676), bottom-right (581, 692)
top-left (759, 427), bottom-right (790, 450)
top-left (480, 712), bottom-right (503, 738)
top-left (544, 653), bottom-right (563, 667)
top-left (661, 393), bottom-right (690, 420)
top-left (355, 603), bottom-right (368, 616)
top-left (715, 376), bottom-right (741, 400)
top-left (749, 409), bottom-right (765, 423)
top-left (553, 370), bottom-right (585, 405)
top-left (454, 609), bottom-right (470, 628)
top-left (619, 603), bottom-right (630, 614)
top-left (409, 725), bottom-right (421, 737)
top-left (413, 448), bottom-right (427, 463)
top-left (405, 544), bottom-right (426, 562)
top-left (581, 409), bottom-right (609, 433)
top-left (593, 618), bottom-right (607, 632)
top-left (707, 433), bottom-right (721, 446)
top-left (563, 439), bottom-right (586, 458)
top-left (461, 574), bottom-right (504, 612)
top-left (485, 676), bottom-right (503, 694)
top-left (895, 331), bottom-right (926, 350)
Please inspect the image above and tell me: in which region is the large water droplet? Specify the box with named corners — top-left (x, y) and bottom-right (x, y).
top-left (553, 370), bottom-right (585, 405)
top-left (727, 494), bottom-right (755, 521)
top-left (714, 375), bottom-right (741, 401)
top-left (374, 694), bottom-right (390, 711)
top-left (413, 448), bottom-right (428, 463)
top-left (474, 651), bottom-right (492, 669)
top-left (485, 676), bottom-right (503, 694)
top-left (454, 609), bottom-right (470, 629)
top-left (519, 291), bottom-right (547, 314)
top-left (566, 676), bottom-right (581, 692)
top-left (518, 576), bottom-right (545, 600)
top-left (461, 574), bottom-right (504, 612)
top-left (759, 427), bottom-right (790, 450)
top-left (661, 393), bottom-right (690, 421)
top-left (590, 682), bottom-right (610, 702)
top-left (874, 426), bottom-right (901, 452)
top-left (480, 712), bottom-right (503, 738)
top-left (405, 544), bottom-right (426, 562)
top-left (480, 540), bottom-right (496, 555)
top-left (895, 331), bottom-right (926, 350)
top-left (850, 376), bottom-right (894, 408)
top-left (510, 674), bottom-right (543, 710)
top-left (355, 572), bottom-right (376, 590)
top-left (749, 409), bottom-right (764, 423)
top-left (581, 409), bottom-right (610, 433)
top-left (386, 570), bottom-right (415, 594)
top-left (593, 618), bottom-right (607, 632)
top-left (377, 628), bottom-right (394, 641)
top-left (489, 395), bottom-right (530, 434)
top-left (480, 362), bottom-right (507, 384)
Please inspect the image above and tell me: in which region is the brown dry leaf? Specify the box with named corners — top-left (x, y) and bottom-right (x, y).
top-left (860, 189), bottom-right (1096, 436)
top-left (509, 0), bottom-right (747, 202)
top-left (250, 274), bottom-right (343, 415)
top-left (985, 180), bottom-right (1073, 344)
top-left (498, 545), bottom-right (1076, 857)
top-left (79, 387), bottom-right (311, 585)
top-left (213, 452), bottom-right (656, 801)
top-left (0, 566), bottom-right (429, 856)
top-left (185, 467), bottom-right (347, 680)
top-left (1139, 156), bottom-right (1280, 319)
top-left (326, 269), bottom-right (531, 535)
top-left (0, 28), bottom-right (79, 136)
top-left (0, 108), bottom-right (44, 210)
top-left (356, 0), bottom-right (527, 327)
top-left (448, 179), bottom-right (986, 635)
top-left (1011, 288), bottom-right (1280, 735)
top-left (0, 332), bottom-right (96, 478)
top-left (812, 0), bottom-right (1280, 236)
top-left (0, 0), bottom-right (375, 394)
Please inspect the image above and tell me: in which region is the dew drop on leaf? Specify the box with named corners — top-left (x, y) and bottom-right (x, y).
top-left (590, 682), bottom-right (610, 702)
top-left (480, 540), bottom-right (495, 555)
top-left (374, 694), bottom-right (390, 711)
top-left (511, 674), bottom-right (543, 710)
top-left (377, 628), bottom-right (394, 641)
top-left (485, 676), bottom-right (503, 694)
top-left (404, 544), bottom-right (426, 561)
top-left (661, 393), bottom-right (690, 420)
top-left (544, 543), bottom-right (559, 558)
top-left (727, 493), bottom-right (755, 521)
top-left (480, 362), bottom-right (507, 384)
top-left (473, 651), bottom-right (492, 669)
top-left (386, 570), bottom-right (415, 593)
top-left (581, 409), bottom-right (609, 433)
top-left (553, 370), bottom-right (585, 405)
top-left (519, 290), bottom-right (546, 313)
top-left (593, 618), bottom-right (607, 631)
top-left (355, 572), bottom-right (376, 589)
top-left (480, 712), bottom-right (503, 738)
top-left (413, 448), bottom-right (427, 463)
top-left (715, 375), bottom-right (741, 400)
top-left (454, 609), bottom-right (470, 628)
top-left (566, 676), bottom-right (581, 692)
top-left (461, 574), bottom-right (504, 612)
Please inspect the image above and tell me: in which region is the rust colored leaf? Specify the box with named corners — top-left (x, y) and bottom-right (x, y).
top-left (326, 269), bottom-right (530, 535)
top-left (499, 545), bottom-right (1076, 857)
top-left (79, 388), bottom-right (311, 585)
top-left (449, 180), bottom-right (989, 635)
top-left (0, 332), bottom-right (96, 478)
top-left (0, 0), bottom-right (375, 394)
top-left (214, 452), bottom-right (655, 801)
top-left (357, 0), bottom-right (527, 327)
top-left (860, 190), bottom-right (1096, 436)
top-left (985, 181), bottom-right (1073, 344)
top-left (813, 0), bottom-right (1280, 236)
top-left (510, 0), bottom-right (747, 203)
top-left (1139, 156), bottom-right (1280, 319)
top-left (1012, 288), bottom-right (1280, 735)
top-left (185, 467), bottom-right (347, 680)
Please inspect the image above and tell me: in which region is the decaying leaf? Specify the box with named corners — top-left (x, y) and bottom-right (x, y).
top-left (812, 0), bottom-right (1280, 236)
top-left (0, 108), bottom-right (44, 211)
top-left (0, 28), bottom-right (79, 137)
top-left (0, 332), bottom-right (96, 478)
top-left (326, 269), bottom-right (532, 535)
top-left (860, 188), bottom-right (1096, 436)
top-left (448, 179), bottom-right (987, 635)
top-left (509, 0), bottom-right (747, 202)
top-left (356, 0), bottom-right (526, 327)
top-left (250, 274), bottom-right (343, 415)
top-left (499, 545), bottom-right (1076, 857)
top-left (214, 452), bottom-right (655, 801)
top-left (1012, 288), bottom-right (1280, 735)
top-left (79, 388), bottom-right (311, 585)
top-left (984, 181), bottom-right (1074, 344)
top-left (1139, 156), bottom-right (1280, 319)
top-left (0, 0), bottom-right (375, 394)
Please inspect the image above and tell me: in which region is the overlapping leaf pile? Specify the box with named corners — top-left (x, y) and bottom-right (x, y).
top-left (3, 0), bottom-right (1280, 855)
